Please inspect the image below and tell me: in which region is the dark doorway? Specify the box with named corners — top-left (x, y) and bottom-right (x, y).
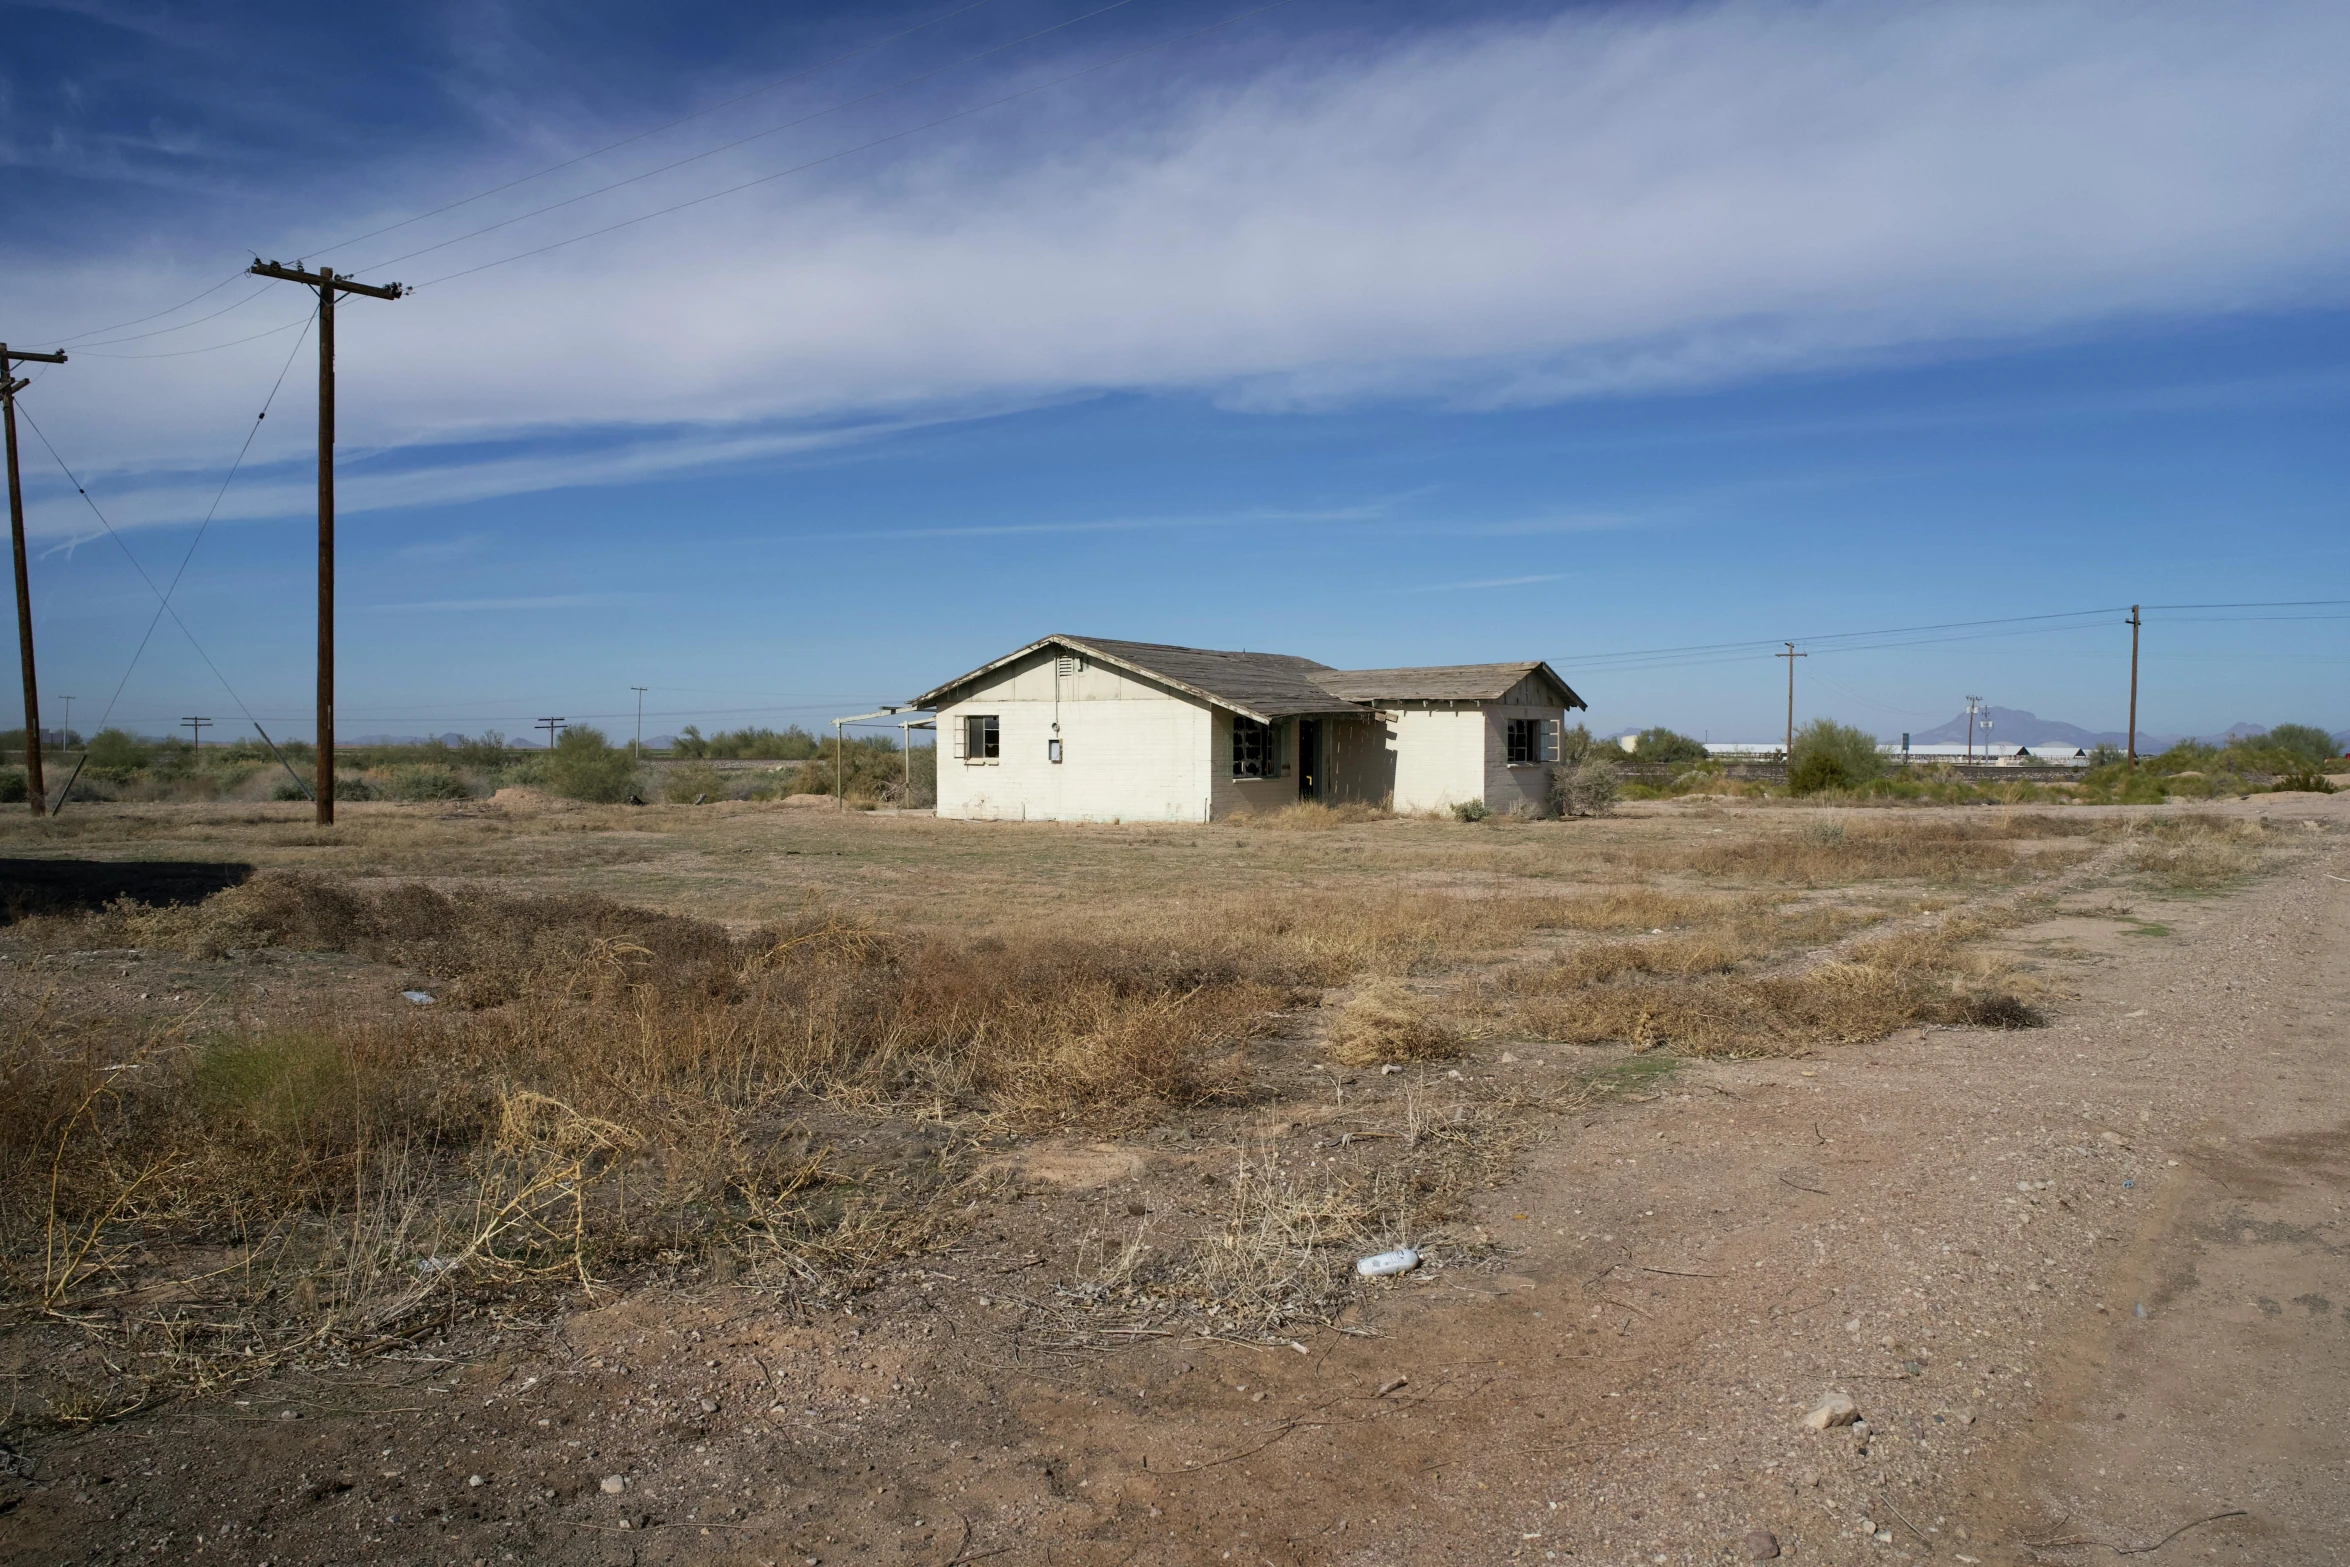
top-left (1297, 720), bottom-right (1321, 801)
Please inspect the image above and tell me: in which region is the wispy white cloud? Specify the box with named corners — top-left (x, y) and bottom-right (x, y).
top-left (12, 0), bottom-right (2349, 517)
top-left (1405, 573), bottom-right (1565, 593)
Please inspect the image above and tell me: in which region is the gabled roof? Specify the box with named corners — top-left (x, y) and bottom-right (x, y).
top-left (1312, 661), bottom-right (1586, 710)
top-left (907, 634), bottom-right (1371, 723)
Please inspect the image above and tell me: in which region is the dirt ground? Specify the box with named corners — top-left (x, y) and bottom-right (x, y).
top-left (1, 792), bottom-right (2345, 1566)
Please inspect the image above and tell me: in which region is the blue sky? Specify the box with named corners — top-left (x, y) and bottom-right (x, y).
top-left (4, 0), bottom-right (2345, 746)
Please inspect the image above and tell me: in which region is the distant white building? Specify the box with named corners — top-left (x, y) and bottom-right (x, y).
top-left (910, 635), bottom-right (1586, 823)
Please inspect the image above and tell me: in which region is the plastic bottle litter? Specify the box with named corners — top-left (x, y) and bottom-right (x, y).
top-left (401, 990), bottom-right (436, 1005)
top-left (1356, 1247), bottom-right (1420, 1278)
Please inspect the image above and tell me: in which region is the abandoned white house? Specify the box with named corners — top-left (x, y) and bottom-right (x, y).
top-left (908, 635), bottom-right (1586, 823)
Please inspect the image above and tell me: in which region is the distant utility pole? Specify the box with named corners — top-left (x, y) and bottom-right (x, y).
top-left (247, 259), bottom-right (404, 827)
top-left (631, 687), bottom-right (648, 758)
top-left (1964, 695), bottom-right (1982, 763)
top-left (536, 716), bottom-right (566, 750)
top-left (3, 342), bottom-right (69, 817)
top-left (1776, 642), bottom-right (1807, 759)
top-left (51, 695), bottom-right (71, 754)
top-left (182, 716), bottom-right (212, 749)
top-left (2124, 606), bottom-right (2143, 770)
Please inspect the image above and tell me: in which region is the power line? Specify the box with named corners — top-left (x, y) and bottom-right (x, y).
top-left (11, 402), bottom-right (288, 796)
top-left (73, 313), bottom-right (319, 362)
top-left (66, 286), bottom-right (276, 350)
top-left (406, 0), bottom-right (1302, 290)
top-left (301, 0), bottom-right (1007, 259)
top-left (360, 0), bottom-right (1150, 277)
top-left (46, 268), bottom-right (252, 350)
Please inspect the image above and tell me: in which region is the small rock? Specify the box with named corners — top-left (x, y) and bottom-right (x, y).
top-left (468, 1474), bottom-right (486, 1488)
top-left (699, 1398), bottom-right (718, 1414)
top-left (1744, 1527), bottom-right (1781, 1560)
top-left (1874, 1528), bottom-right (1895, 1544)
top-left (1799, 1470), bottom-right (1821, 1489)
top-left (600, 1475), bottom-right (627, 1495)
top-left (279, 1408), bottom-right (300, 1420)
top-left (1802, 1391), bottom-right (1860, 1430)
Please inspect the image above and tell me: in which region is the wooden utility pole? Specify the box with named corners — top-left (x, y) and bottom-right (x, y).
top-left (631, 687), bottom-right (648, 759)
top-left (1776, 642), bottom-right (1806, 759)
top-left (248, 261), bottom-right (403, 825)
top-left (182, 716), bottom-right (212, 749)
top-left (2125, 605), bottom-right (2141, 768)
top-left (536, 717), bottom-right (566, 750)
top-left (2, 343), bottom-right (68, 816)
top-left (1964, 695), bottom-right (1982, 763)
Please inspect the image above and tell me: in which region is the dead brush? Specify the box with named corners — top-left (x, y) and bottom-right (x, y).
top-left (1507, 911), bottom-right (2040, 1055)
top-left (1675, 820), bottom-right (2046, 883)
top-left (2107, 814), bottom-right (2269, 889)
top-left (1170, 1149), bottom-right (1377, 1333)
top-left (1324, 981), bottom-right (1458, 1065)
top-left (1231, 801), bottom-right (1392, 830)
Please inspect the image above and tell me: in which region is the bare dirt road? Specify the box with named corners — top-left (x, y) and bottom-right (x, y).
top-left (2, 795), bottom-right (2344, 1566)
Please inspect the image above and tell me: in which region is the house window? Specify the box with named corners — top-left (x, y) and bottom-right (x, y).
top-left (1048, 738), bottom-right (1063, 764)
top-left (1507, 717), bottom-right (1543, 764)
top-left (959, 714), bottom-right (999, 760)
top-left (1232, 716), bottom-right (1272, 778)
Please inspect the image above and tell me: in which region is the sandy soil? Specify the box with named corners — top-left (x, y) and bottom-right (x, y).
top-left (1, 794), bottom-right (2344, 1566)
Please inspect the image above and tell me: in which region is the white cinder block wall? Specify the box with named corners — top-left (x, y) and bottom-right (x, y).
top-left (1387, 705), bottom-right (1489, 814)
top-left (934, 650), bottom-right (1216, 822)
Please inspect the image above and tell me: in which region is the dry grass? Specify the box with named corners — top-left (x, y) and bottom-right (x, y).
top-left (1668, 816), bottom-right (2096, 885)
top-left (0, 797), bottom-right (2260, 1415)
top-left (1504, 911), bottom-right (2037, 1056)
top-left (2108, 814), bottom-right (2271, 889)
top-left (1231, 801), bottom-right (1393, 830)
top-left (1324, 981), bottom-right (1459, 1065)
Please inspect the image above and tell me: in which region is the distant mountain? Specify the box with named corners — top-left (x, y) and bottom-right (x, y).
top-left (1907, 707), bottom-right (2155, 748)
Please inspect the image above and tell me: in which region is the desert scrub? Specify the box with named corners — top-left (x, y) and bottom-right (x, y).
top-left (1503, 913), bottom-right (2038, 1055)
top-left (1787, 718), bottom-right (1886, 795)
top-left (2114, 814), bottom-right (2269, 889)
top-left (381, 763), bottom-right (471, 801)
top-left (1325, 980), bottom-right (1458, 1065)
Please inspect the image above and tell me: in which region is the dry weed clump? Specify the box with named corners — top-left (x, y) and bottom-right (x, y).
top-left (1324, 981), bottom-right (1459, 1065)
top-left (1232, 801), bottom-right (1392, 829)
top-left (1506, 912), bottom-right (2038, 1055)
top-left (2110, 814), bottom-right (2269, 889)
top-left (0, 879), bottom-right (1331, 1406)
top-left (1674, 817), bottom-right (2071, 884)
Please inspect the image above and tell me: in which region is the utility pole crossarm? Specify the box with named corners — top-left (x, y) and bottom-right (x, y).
top-left (246, 261), bottom-right (403, 825)
top-left (248, 260), bottom-right (405, 300)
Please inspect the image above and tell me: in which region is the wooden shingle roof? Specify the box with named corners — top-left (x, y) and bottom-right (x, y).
top-left (1313, 662), bottom-right (1586, 709)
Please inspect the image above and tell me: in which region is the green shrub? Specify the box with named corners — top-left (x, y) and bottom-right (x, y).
top-left (1632, 727), bottom-right (1708, 766)
top-left (1551, 756), bottom-right (1620, 817)
top-left (665, 763), bottom-right (727, 804)
top-left (453, 731), bottom-right (511, 772)
top-left (1787, 719), bottom-right (1885, 795)
top-left (2262, 724), bottom-right (2338, 766)
top-left (545, 725), bottom-right (638, 804)
top-left (383, 763), bottom-right (470, 801)
top-left (0, 769), bottom-right (24, 803)
top-left (1452, 798), bottom-right (1491, 822)
top-left (83, 727), bottom-right (153, 780)
top-left (1557, 722), bottom-right (1595, 766)
top-left (270, 777), bottom-right (310, 802)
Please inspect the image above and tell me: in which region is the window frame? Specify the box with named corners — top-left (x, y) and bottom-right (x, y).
top-left (1231, 715), bottom-right (1272, 779)
top-left (959, 713), bottom-right (1000, 762)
